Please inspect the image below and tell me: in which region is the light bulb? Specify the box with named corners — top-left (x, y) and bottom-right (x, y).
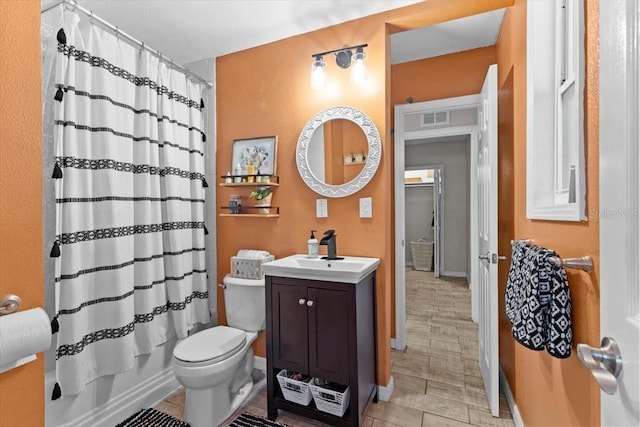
top-left (311, 55), bottom-right (326, 90)
top-left (351, 47), bottom-right (366, 84)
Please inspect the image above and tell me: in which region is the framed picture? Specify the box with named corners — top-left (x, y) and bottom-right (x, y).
top-left (231, 136), bottom-right (277, 176)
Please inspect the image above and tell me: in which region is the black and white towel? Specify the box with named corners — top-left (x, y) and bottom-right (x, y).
top-left (505, 244), bottom-right (573, 358)
top-left (505, 240), bottom-right (528, 326)
top-left (546, 263), bottom-right (572, 358)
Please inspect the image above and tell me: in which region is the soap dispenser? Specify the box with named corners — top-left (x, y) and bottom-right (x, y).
top-left (308, 230), bottom-right (319, 259)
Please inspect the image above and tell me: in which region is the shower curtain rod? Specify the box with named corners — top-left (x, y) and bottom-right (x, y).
top-left (41, 0), bottom-right (213, 88)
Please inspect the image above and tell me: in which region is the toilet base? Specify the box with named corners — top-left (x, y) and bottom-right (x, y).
top-left (185, 380), bottom-right (253, 427)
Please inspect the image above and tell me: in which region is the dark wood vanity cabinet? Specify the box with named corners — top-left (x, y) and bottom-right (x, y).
top-left (266, 273), bottom-right (377, 427)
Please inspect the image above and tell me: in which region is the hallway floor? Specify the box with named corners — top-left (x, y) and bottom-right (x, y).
top-left (154, 269), bottom-right (515, 426)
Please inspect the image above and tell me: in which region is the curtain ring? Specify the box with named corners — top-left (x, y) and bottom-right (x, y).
top-left (115, 26), bottom-right (120, 40)
top-left (140, 41), bottom-right (144, 55)
top-left (64, 0), bottom-right (77, 12)
top-left (89, 10), bottom-right (94, 26)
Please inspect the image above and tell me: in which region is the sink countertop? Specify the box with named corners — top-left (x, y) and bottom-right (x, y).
top-left (262, 254), bottom-right (380, 284)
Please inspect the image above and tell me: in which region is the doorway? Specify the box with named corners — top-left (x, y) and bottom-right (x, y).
top-left (405, 166), bottom-right (443, 277)
top-left (393, 95), bottom-right (479, 351)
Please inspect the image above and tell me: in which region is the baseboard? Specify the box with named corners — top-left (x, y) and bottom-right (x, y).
top-left (54, 367), bottom-right (180, 427)
top-left (442, 270), bottom-right (467, 278)
top-left (253, 355), bottom-right (266, 372)
top-left (377, 375), bottom-right (394, 402)
top-left (499, 366), bottom-right (524, 427)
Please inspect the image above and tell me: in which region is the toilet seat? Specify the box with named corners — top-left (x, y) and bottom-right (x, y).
top-left (174, 326), bottom-right (246, 367)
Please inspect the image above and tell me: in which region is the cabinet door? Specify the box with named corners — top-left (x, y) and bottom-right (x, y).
top-left (307, 287), bottom-right (350, 384)
top-left (271, 283), bottom-right (309, 373)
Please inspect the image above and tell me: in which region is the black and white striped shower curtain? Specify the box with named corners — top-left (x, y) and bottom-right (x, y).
top-left (50, 12), bottom-right (209, 397)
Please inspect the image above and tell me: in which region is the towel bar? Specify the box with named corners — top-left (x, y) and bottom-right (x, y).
top-left (510, 239), bottom-right (593, 272)
top-left (547, 256), bottom-right (593, 273)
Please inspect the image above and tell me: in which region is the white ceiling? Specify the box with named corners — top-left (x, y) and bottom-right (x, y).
top-left (390, 9), bottom-right (505, 64)
top-left (41, 0), bottom-right (504, 67)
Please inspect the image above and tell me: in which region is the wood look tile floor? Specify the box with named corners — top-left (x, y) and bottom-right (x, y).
top-left (154, 269), bottom-right (515, 426)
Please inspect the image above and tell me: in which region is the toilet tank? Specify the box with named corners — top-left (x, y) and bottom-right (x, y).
top-left (222, 274), bottom-right (266, 332)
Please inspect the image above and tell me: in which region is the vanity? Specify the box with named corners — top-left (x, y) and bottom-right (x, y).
top-left (263, 255), bottom-right (380, 427)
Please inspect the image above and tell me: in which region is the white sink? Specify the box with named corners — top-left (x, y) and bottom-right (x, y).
top-left (262, 254), bottom-right (380, 284)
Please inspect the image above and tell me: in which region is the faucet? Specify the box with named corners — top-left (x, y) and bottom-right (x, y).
top-left (319, 229), bottom-right (343, 260)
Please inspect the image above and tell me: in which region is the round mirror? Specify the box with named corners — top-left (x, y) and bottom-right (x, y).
top-left (296, 106), bottom-right (381, 198)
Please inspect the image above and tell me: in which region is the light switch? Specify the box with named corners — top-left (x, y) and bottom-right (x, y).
top-left (360, 197), bottom-right (372, 218)
top-left (316, 199), bottom-right (328, 218)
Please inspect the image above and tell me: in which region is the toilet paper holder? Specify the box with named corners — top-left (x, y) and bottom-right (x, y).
top-left (0, 294), bottom-right (21, 315)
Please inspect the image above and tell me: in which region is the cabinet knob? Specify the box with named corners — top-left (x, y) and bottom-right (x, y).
top-left (306, 300), bottom-right (314, 307)
top-left (298, 298), bottom-right (306, 305)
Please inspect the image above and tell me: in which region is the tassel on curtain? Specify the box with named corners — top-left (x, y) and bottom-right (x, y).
top-left (50, 11), bottom-right (210, 398)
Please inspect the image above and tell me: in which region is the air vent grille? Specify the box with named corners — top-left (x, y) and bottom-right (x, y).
top-left (422, 110), bottom-right (450, 127)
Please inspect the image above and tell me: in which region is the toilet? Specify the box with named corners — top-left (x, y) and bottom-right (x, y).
top-left (172, 274), bottom-right (266, 427)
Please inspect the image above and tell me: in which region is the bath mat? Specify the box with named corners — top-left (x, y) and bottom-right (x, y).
top-left (228, 412), bottom-right (288, 427)
top-left (115, 407), bottom-right (189, 427)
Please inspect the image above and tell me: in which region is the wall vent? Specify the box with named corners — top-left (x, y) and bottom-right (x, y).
top-left (421, 110), bottom-right (450, 127)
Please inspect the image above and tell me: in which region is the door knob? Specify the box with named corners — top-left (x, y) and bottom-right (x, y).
top-left (306, 300), bottom-right (314, 307)
top-left (478, 252), bottom-right (491, 261)
top-left (478, 253), bottom-right (505, 264)
top-left (298, 298), bottom-right (306, 305)
top-left (577, 337), bottom-right (622, 395)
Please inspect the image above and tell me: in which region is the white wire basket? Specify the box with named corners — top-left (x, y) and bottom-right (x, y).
top-left (276, 369), bottom-right (312, 406)
top-left (410, 239), bottom-right (433, 271)
top-left (310, 382), bottom-right (350, 417)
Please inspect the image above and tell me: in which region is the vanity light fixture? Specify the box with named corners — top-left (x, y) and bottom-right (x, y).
top-left (310, 43), bottom-right (368, 89)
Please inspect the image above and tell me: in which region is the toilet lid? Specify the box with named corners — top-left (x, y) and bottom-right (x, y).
top-left (174, 326), bottom-right (246, 364)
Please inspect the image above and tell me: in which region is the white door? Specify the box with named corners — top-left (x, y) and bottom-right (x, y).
top-left (477, 64), bottom-right (499, 417)
top-left (592, 1), bottom-right (639, 425)
top-left (433, 168), bottom-right (442, 277)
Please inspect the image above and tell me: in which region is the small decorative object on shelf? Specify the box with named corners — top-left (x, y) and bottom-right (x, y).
top-left (250, 187), bottom-right (273, 214)
top-left (228, 195), bottom-right (242, 214)
top-left (231, 135), bottom-right (277, 176)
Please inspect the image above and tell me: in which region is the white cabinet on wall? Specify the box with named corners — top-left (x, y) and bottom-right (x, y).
top-left (526, 0), bottom-right (586, 221)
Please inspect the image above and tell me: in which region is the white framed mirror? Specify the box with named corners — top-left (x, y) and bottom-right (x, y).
top-left (296, 106), bottom-right (382, 198)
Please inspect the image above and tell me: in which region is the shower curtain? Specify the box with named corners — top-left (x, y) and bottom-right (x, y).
top-left (49, 10), bottom-right (209, 398)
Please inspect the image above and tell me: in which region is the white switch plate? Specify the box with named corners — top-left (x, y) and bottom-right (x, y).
top-left (316, 199), bottom-right (328, 218)
top-left (359, 197), bottom-right (372, 218)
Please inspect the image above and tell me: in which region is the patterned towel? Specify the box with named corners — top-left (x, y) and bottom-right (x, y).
top-left (546, 261), bottom-right (572, 358)
top-left (505, 244), bottom-right (573, 358)
top-left (505, 240), bottom-right (528, 326)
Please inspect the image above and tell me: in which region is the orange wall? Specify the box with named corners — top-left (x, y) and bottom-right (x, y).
top-left (215, 0), bottom-right (513, 386)
top-left (0, 1), bottom-right (45, 426)
top-left (392, 46), bottom-right (498, 104)
top-left (495, 1), bottom-right (601, 425)
top-left (216, 7), bottom-right (392, 383)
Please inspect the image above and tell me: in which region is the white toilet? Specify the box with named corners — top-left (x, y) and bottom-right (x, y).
top-left (172, 274), bottom-right (266, 427)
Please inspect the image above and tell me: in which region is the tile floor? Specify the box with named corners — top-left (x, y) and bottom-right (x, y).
top-left (154, 269), bottom-right (516, 426)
